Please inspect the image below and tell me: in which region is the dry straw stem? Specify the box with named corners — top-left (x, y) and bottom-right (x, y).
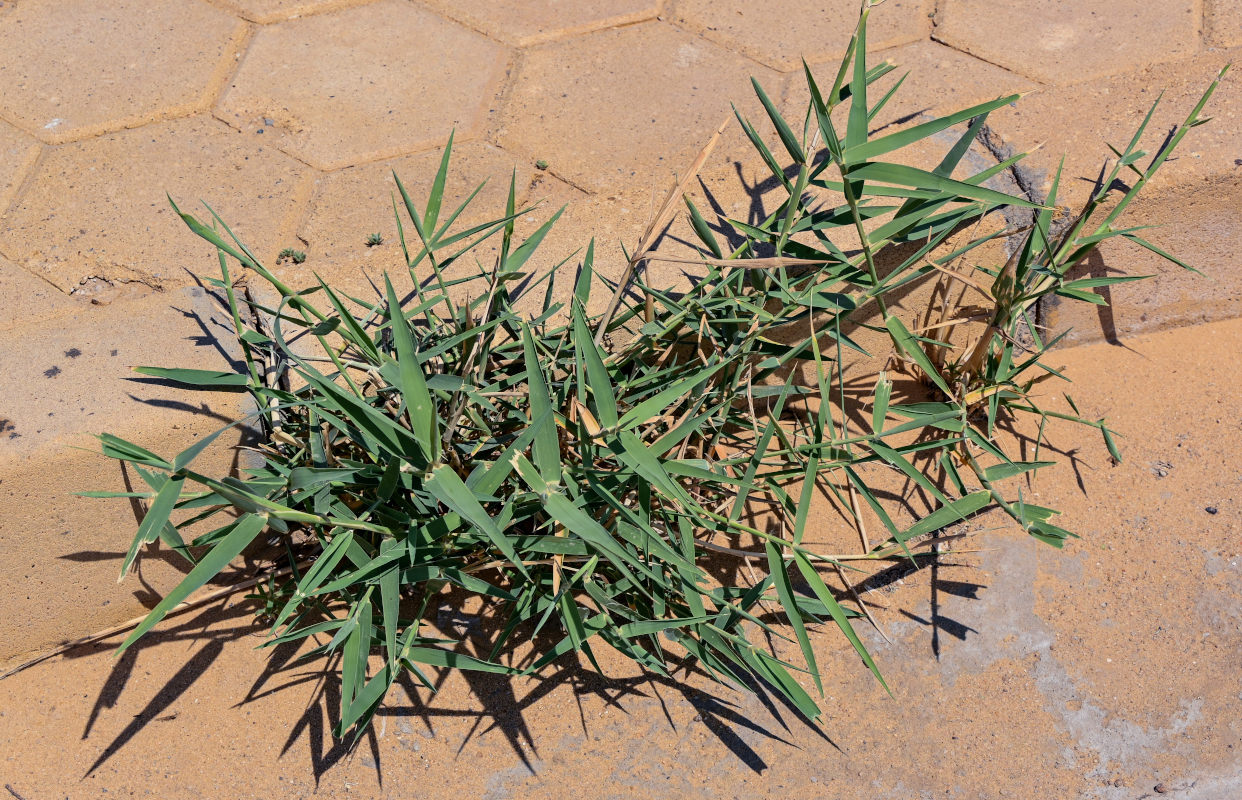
top-left (81, 5), bottom-right (1222, 741)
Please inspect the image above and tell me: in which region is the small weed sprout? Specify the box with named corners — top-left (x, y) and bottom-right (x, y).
top-left (365, 232), bottom-right (384, 247)
top-left (94, 8), bottom-right (1224, 742)
top-left (276, 247), bottom-right (306, 265)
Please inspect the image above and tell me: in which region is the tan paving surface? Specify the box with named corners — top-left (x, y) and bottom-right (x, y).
top-left (0, 0), bottom-right (1239, 795)
top-left (2, 317), bottom-right (1240, 798)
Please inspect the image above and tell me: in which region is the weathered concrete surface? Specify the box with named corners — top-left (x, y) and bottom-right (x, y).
top-left (0, 0), bottom-right (1239, 791)
top-left (0, 316), bottom-right (1238, 797)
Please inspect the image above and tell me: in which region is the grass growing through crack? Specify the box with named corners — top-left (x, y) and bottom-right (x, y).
top-left (91, 6), bottom-right (1224, 740)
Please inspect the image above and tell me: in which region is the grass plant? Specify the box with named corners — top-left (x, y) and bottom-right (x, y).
top-left (92, 6), bottom-right (1224, 741)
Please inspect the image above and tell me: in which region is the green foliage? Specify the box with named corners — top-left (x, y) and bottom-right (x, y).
top-left (277, 247), bottom-right (306, 264)
top-left (365, 232), bottom-right (384, 247)
top-left (97, 7), bottom-right (1223, 741)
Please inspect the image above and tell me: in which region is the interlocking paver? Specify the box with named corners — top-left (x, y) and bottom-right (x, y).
top-left (934, 0), bottom-right (1200, 85)
top-left (670, 0), bottom-right (931, 71)
top-left (984, 49), bottom-right (1242, 344)
top-left (0, 0), bottom-right (245, 144)
top-left (291, 141), bottom-right (534, 296)
top-left (416, 0), bottom-right (659, 46)
top-left (213, 0), bottom-right (379, 25)
top-left (497, 22), bottom-right (781, 194)
top-left (216, 0), bottom-right (508, 170)
top-left (0, 255), bottom-right (74, 331)
top-left (788, 40), bottom-right (1037, 132)
top-left (0, 286), bottom-right (251, 662)
top-left (0, 120), bottom-right (40, 217)
top-left (1206, 0), bottom-right (1242, 46)
top-left (986, 49), bottom-right (1240, 205)
top-left (0, 116), bottom-right (312, 295)
top-left (1043, 178), bottom-right (1242, 345)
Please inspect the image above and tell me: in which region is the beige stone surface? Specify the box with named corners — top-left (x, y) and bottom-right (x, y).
top-left (2, 316), bottom-right (1241, 797)
top-left (0, 255), bottom-right (75, 331)
top-left (497, 22), bottom-right (782, 194)
top-left (0, 0), bottom-right (1240, 791)
top-left (0, 287), bottom-right (253, 663)
top-left (1042, 176), bottom-right (1242, 344)
top-left (0, 116), bottom-right (313, 294)
top-left (418, 0), bottom-right (660, 46)
top-left (986, 49), bottom-right (1242, 206)
top-left (934, 0), bottom-right (1201, 85)
top-left (0, 0), bottom-right (246, 144)
top-left (0, 120), bottom-right (40, 216)
top-left (216, 0), bottom-right (509, 170)
top-left (213, 0), bottom-right (380, 25)
top-left (294, 141), bottom-right (536, 295)
top-left (1206, 0), bottom-right (1242, 46)
top-left (671, 0), bottom-right (931, 71)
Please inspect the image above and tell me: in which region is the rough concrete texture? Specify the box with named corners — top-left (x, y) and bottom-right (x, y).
top-left (0, 0), bottom-right (246, 144)
top-left (0, 0), bottom-right (1240, 793)
top-left (1207, 0), bottom-right (1242, 45)
top-left (0, 287), bottom-right (252, 662)
top-left (217, 0), bottom-right (509, 170)
top-left (0, 120), bottom-right (40, 215)
top-left (934, 0), bottom-right (1201, 85)
top-left (671, 0), bottom-right (931, 71)
top-left (1, 317), bottom-right (1239, 797)
top-left (419, 0), bottom-right (661, 46)
top-left (497, 22), bottom-right (782, 193)
top-left (0, 117), bottom-right (313, 296)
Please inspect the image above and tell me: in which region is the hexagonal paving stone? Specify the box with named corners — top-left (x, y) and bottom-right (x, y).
top-left (0, 255), bottom-right (75, 332)
top-left (1206, 0), bottom-right (1242, 46)
top-left (417, 0), bottom-right (659, 46)
top-left (496, 22), bottom-right (782, 194)
top-left (670, 0), bottom-right (931, 71)
top-left (0, 0), bottom-right (245, 144)
top-left (213, 0), bottom-right (379, 24)
top-left (934, 0), bottom-right (1199, 85)
top-left (0, 120), bottom-right (40, 216)
top-left (789, 40), bottom-right (1036, 133)
top-left (984, 48), bottom-right (1241, 206)
top-left (292, 141), bottom-right (536, 296)
top-left (216, 0), bottom-right (508, 170)
top-left (0, 116), bottom-right (312, 295)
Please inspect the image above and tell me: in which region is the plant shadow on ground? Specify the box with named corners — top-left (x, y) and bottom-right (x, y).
top-left (67, 531), bottom-right (995, 788)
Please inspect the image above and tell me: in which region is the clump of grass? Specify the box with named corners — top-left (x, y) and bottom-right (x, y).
top-left (93, 7), bottom-right (1223, 742)
top-left (277, 247), bottom-right (306, 264)
top-left (365, 232), bottom-right (384, 247)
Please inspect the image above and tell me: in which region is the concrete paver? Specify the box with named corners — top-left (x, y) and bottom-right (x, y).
top-left (417, 0), bottom-right (660, 46)
top-left (0, 287), bottom-right (252, 664)
top-left (0, 255), bottom-right (76, 331)
top-left (213, 0), bottom-right (381, 25)
top-left (216, 0), bottom-right (509, 170)
top-left (0, 0), bottom-right (246, 144)
top-left (1206, 0), bottom-right (1242, 46)
top-left (0, 120), bottom-right (40, 217)
top-left (497, 22), bottom-right (781, 193)
top-left (671, 0), bottom-right (931, 71)
top-left (934, 0), bottom-right (1201, 85)
top-left (294, 141), bottom-right (535, 295)
top-left (0, 116), bottom-right (312, 295)
top-left (0, 0), bottom-right (1240, 792)
top-left (1, 315), bottom-right (1239, 798)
